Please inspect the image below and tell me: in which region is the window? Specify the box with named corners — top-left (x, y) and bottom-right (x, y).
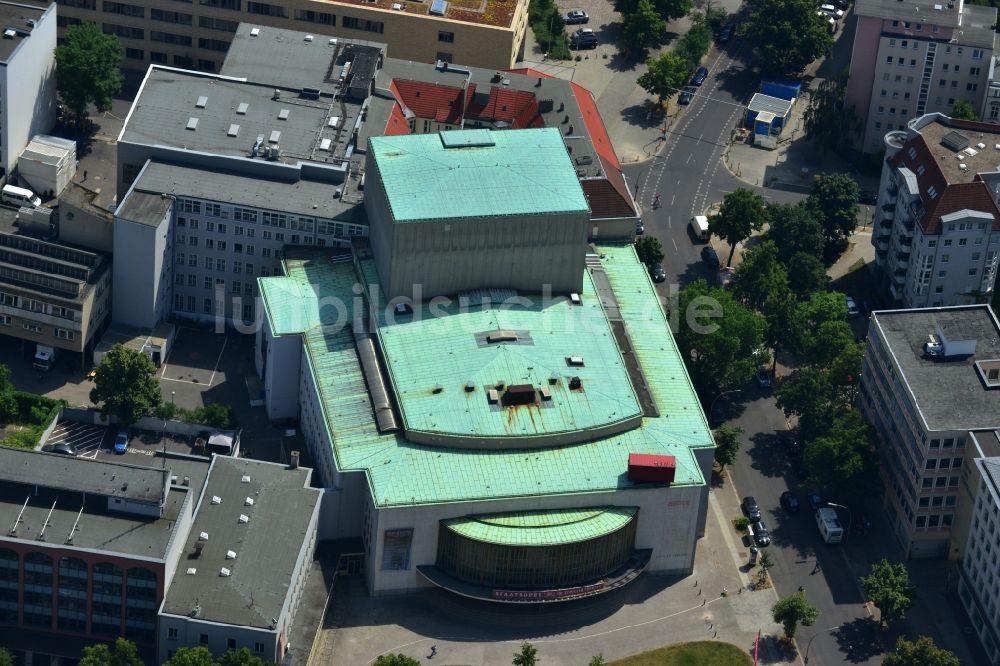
top-left (929, 515), bottom-right (940, 527)
top-left (188, 275), bottom-right (196, 287)
top-left (175, 273), bottom-right (185, 286)
top-left (944, 438), bottom-right (954, 448)
top-left (892, 19), bottom-right (898, 26)
top-left (935, 286), bottom-right (944, 294)
top-left (247, 1), bottom-right (287, 16)
top-left (216, 258), bottom-right (226, 271)
top-left (205, 239), bottom-right (214, 250)
top-left (943, 514), bottom-right (953, 527)
top-left (262, 248), bottom-right (271, 258)
top-left (926, 459), bottom-right (937, 470)
top-left (930, 439), bottom-right (940, 449)
top-left (204, 299), bottom-right (213, 314)
top-left (919, 497), bottom-right (930, 507)
top-left (188, 255), bottom-right (198, 267)
top-left (950, 476), bottom-right (959, 486)
top-left (923, 478), bottom-right (933, 488)
top-left (233, 261), bottom-right (242, 274)
top-left (932, 496), bottom-right (943, 507)
top-left (938, 270), bottom-right (947, 277)
top-left (218, 241), bottom-right (227, 251)
top-left (953, 458), bottom-right (962, 469)
top-left (151, 51), bottom-right (168, 64)
top-left (342, 16), bottom-right (384, 33)
top-left (246, 263), bottom-right (254, 275)
top-left (438, 31), bottom-right (454, 43)
top-left (889, 39), bottom-right (896, 46)
top-left (150, 8), bottom-right (191, 23)
top-left (928, 239), bottom-right (937, 248)
top-left (206, 221), bottom-right (215, 232)
top-left (198, 59), bottom-right (216, 72)
top-left (199, 38), bottom-right (229, 52)
top-left (971, 67), bottom-right (981, 76)
top-left (233, 282), bottom-right (242, 295)
top-left (946, 496), bottom-right (957, 507)
top-left (199, 15), bottom-right (239, 30)
top-left (294, 9), bottom-right (335, 24)
top-left (0, 315), bottom-right (9, 326)
top-left (944, 239), bottom-right (952, 247)
top-left (968, 83), bottom-right (979, 92)
top-left (103, 1), bottom-right (144, 16)
top-left (974, 48), bottom-right (985, 60)
top-left (916, 516), bottom-right (927, 527)
top-left (200, 0), bottom-right (240, 8)
top-left (970, 268), bottom-right (978, 276)
top-left (187, 296), bottom-right (196, 311)
top-left (936, 477), bottom-right (947, 487)
top-left (151, 30), bottom-right (191, 45)
top-left (103, 23), bottom-right (144, 38)
top-left (881, 89), bottom-right (888, 98)
top-left (204, 277), bottom-right (213, 290)
top-left (939, 458), bottom-right (950, 469)
top-left (199, 634), bottom-right (209, 645)
top-left (254, 643), bottom-right (265, 654)
top-left (942, 254), bottom-right (950, 263)
top-left (168, 628), bottom-right (178, 640)
top-left (125, 47), bottom-right (144, 59)
top-left (204, 257), bottom-right (212, 269)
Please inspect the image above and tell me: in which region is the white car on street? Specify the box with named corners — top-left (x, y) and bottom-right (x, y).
top-left (820, 4), bottom-right (845, 18)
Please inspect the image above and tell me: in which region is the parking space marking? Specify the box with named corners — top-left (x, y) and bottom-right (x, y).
top-left (208, 335), bottom-right (228, 387)
top-left (47, 421), bottom-right (106, 459)
top-left (159, 327), bottom-right (229, 387)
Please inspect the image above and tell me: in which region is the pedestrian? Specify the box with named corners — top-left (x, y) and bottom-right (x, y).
top-left (798, 585), bottom-right (805, 593)
top-left (430, 645), bottom-right (437, 659)
top-left (654, 193), bottom-right (661, 208)
top-left (812, 562), bottom-right (821, 574)
top-left (83, 169), bottom-right (88, 181)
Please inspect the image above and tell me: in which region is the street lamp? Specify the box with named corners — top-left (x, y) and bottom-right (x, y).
top-left (803, 625), bottom-right (841, 664)
top-left (171, 391), bottom-right (176, 405)
top-left (827, 502), bottom-right (853, 546)
top-left (709, 389), bottom-right (742, 426)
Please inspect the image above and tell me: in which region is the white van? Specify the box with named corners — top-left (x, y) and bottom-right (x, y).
top-left (2, 184), bottom-right (41, 208)
top-left (815, 507), bottom-right (844, 544)
top-left (690, 215), bottom-right (710, 241)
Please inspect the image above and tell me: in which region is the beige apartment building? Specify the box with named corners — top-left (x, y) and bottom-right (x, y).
top-left (845, 0), bottom-right (997, 153)
top-left (55, 0), bottom-right (530, 84)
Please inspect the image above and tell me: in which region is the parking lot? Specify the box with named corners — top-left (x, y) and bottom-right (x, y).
top-left (44, 421), bottom-right (109, 459)
top-left (159, 327), bottom-right (229, 388)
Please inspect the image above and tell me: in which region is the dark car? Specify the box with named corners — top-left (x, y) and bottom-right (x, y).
top-left (742, 495), bottom-right (761, 522)
top-left (752, 520), bottom-right (772, 547)
top-left (570, 29), bottom-right (598, 49)
top-left (650, 262), bottom-right (666, 283)
top-left (718, 21), bottom-right (736, 43)
top-left (42, 443), bottom-right (77, 456)
top-left (635, 220), bottom-right (645, 235)
top-left (755, 368), bottom-right (773, 388)
top-left (678, 86), bottom-right (697, 105)
top-left (780, 491), bottom-right (801, 513)
top-left (807, 491), bottom-right (824, 512)
top-left (858, 190), bottom-right (877, 205)
top-left (563, 9), bottom-right (589, 24)
top-left (701, 245), bottom-right (720, 269)
top-left (690, 66), bottom-right (709, 86)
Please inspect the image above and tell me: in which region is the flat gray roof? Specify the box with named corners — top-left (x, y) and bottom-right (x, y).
top-left (0, 1), bottom-right (48, 63)
top-left (748, 93), bottom-right (793, 116)
top-left (221, 23), bottom-right (387, 94)
top-left (874, 305), bottom-right (1000, 432)
top-left (0, 447), bottom-right (168, 504)
top-left (122, 66), bottom-right (361, 167)
top-left (116, 190), bottom-right (172, 228)
top-left (161, 457), bottom-right (320, 629)
top-left (129, 161), bottom-right (366, 224)
top-left (854, 0), bottom-right (996, 47)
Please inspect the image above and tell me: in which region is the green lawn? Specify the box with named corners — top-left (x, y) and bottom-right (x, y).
top-left (608, 641), bottom-right (753, 666)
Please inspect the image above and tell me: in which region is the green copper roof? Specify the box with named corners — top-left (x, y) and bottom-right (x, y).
top-left (262, 244), bottom-right (713, 509)
top-left (369, 128), bottom-right (591, 223)
top-left (443, 507), bottom-right (637, 546)
top-left (374, 268), bottom-right (642, 443)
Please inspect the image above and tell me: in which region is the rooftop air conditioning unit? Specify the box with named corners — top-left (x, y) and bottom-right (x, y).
top-left (220, 568), bottom-right (231, 577)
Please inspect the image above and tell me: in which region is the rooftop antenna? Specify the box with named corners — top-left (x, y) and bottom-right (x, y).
top-left (8, 497), bottom-right (28, 536)
top-left (37, 499), bottom-right (57, 541)
top-left (66, 505), bottom-right (84, 543)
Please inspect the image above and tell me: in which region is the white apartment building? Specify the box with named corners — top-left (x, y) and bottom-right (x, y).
top-left (0, 0), bottom-right (56, 178)
top-left (859, 305), bottom-right (1000, 558)
top-left (846, 0), bottom-right (997, 153)
top-left (872, 114), bottom-right (1000, 307)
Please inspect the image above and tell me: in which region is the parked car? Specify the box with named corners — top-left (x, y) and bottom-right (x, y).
top-left (701, 245), bottom-right (720, 269)
top-left (751, 520), bottom-right (772, 546)
top-left (42, 443), bottom-right (77, 456)
top-left (846, 296), bottom-right (860, 317)
top-left (635, 220), bottom-right (645, 235)
top-left (831, 0), bottom-right (850, 9)
top-left (742, 495), bottom-right (761, 522)
top-left (816, 11), bottom-right (836, 32)
top-left (690, 66), bottom-right (709, 86)
top-left (650, 262), bottom-right (666, 283)
top-left (678, 86), bottom-right (697, 105)
top-left (718, 20), bottom-right (736, 43)
top-left (563, 9), bottom-right (589, 24)
top-left (755, 369), bottom-right (773, 388)
top-left (858, 190), bottom-right (877, 205)
top-left (570, 28), bottom-right (597, 49)
top-left (819, 4), bottom-right (845, 18)
top-left (114, 430), bottom-right (129, 454)
top-left (807, 491), bottom-right (824, 512)
top-left (780, 491), bottom-right (801, 513)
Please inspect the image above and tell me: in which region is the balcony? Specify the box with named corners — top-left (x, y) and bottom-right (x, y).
top-left (876, 237), bottom-right (890, 252)
top-left (897, 253), bottom-right (911, 269)
top-left (893, 268), bottom-right (908, 284)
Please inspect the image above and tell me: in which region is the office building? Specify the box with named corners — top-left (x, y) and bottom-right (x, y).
top-left (55, 0), bottom-right (529, 85)
top-left (845, 0), bottom-right (997, 153)
top-left (256, 127), bottom-right (716, 599)
top-left (859, 304), bottom-right (1000, 558)
top-left (871, 113), bottom-right (1000, 307)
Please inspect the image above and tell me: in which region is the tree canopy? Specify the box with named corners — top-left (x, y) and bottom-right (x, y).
top-left (710, 189), bottom-right (768, 267)
top-left (804, 69), bottom-right (861, 155)
top-left (635, 235), bottom-right (665, 266)
top-left (0, 363), bottom-right (15, 423)
top-left (676, 279), bottom-right (766, 393)
top-left (729, 241), bottom-right (790, 312)
top-left (89, 343), bottom-right (162, 426)
top-left (620, 0), bottom-right (667, 60)
top-left (765, 202), bottom-right (826, 264)
top-left (713, 424), bottom-right (743, 471)
top-left (775, 366), bottom-right (836, 441)
top-left (54, 22), bottom-right (124, 120)
top-left (78, 638), bottom-right (144, 666)
top-left (951, 99), bottom-right (978, 121)
top-left (787, 252), bottom-right (829, 299)
top-left (804, 411), bottom-right (879, 498)
top-left (0, 648), bottom-right (12, 666)
top-left (217, 648), bottom-right (267, 666)
top-left (860, 559), bottom-right (916, 629)
top-left (512, 642), bottom-right (538, 666)
top-left (743, 0), bottom-right (833, 78)
top-left (882, 636), bottom-right (961, 666)
top-left (771, 592), bottom-right (819, 640)
top-left (615, 0), bottom-right (692, 21)
top-left (807, 173), bottom-right (860, 261)
top-left (638, 51), bottom-right (692, 104)
top-left (163, 647), bottom-right (216, 666)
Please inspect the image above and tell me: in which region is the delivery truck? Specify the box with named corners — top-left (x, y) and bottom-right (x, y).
top-left (33, 344), bottom-right (56, 372)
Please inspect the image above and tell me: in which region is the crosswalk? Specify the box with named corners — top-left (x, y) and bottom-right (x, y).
top-left (45, 421), bottom-right (107, 459)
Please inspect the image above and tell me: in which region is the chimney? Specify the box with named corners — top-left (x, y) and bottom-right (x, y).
top-left (290, 450), bottom-right (300, 469)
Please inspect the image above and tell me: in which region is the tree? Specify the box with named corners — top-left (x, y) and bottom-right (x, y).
top-left (0, 363), bottom-right (16, 423)
top-left (0, 648), bottom-right (12, 666)
top-left (615, 0), bottom-right (692, 21)
top-left (620, 0), bottom-right (667, 60)
top-left (804, 411), bottom-right (879, 498)
top-left (588, 655), bottom-right (607, 666)
top-left (218, 649), bottom-right (267, 666)
top-left (804, 68), bottom-right (862, 154)
top-left (79, 638), bottom-right (144, 666)
top-left (775, 367), bottom-right (835, 441)
top-left (635, 235), bottom-right (665, 266)
top-left (757, 550), bottom-right (774, 585)
top-left (713, 424), bottom-right (743, 472)
top-left (771, 592), bottom-right (819, 640)
top-left (743, 0), bottom-right (833, 78)
top-left (765, 202), bottom-right (826, 264)
top-left (372, 656), bottom-right (421, 666)
top-left (54, 22), bottom-right (124, 122)
top-left (677, 279), bottom-right (766, 393)
top-left (162, 647), bottom-right (216, 666)
top-left (860, 559), bottom-right (916, 629)
top-left (676, 11), bottom-right (713, 65)
top-left (790, 290), bottom-right (852, 364)
top-left (883, 636), bottom-right (961, 666)
top-left (787, 252), bottom-right (829, 299)
top-left (729, 241), bottom-right (790, 311)
top-left (951, 99), bottom-right (978, 121)
top-left (512, 642), bottom-right (538, 666)
top-left (89, 343), bottom-right (162, 426)
top-left (807, 173), bottom-right (860, 261)
top-left (710, 189), bottom-right (769, 267)
top-left (826, 342), bottom-right (864, 408)
top-left (638, 51), bottom-right (691, 104)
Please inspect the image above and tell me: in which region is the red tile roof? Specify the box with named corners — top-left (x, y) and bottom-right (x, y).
top-left (392, 79), bottom-right (464, 126)
top-left (384, 102), bottom-right (411, 136)
top-left (581, 156), bottom-right (638, 218)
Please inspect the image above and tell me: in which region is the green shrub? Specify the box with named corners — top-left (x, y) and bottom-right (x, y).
top-left (734, 516), bottom-right (751, 531)
top-left (13, 391), bottom-right (62, 424)
top-left (2, 427), bottom-right (43, 450)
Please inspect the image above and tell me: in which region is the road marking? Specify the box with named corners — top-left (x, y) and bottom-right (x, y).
top-left (668, 215), bottom-right (672, 229)
top-left (672, 238), bottom-right (679, 253)
top-left (670, 194), bottom-right (676, 206)
top-left (208, 335), bottom-right (228, 387)
top-left (698, 133), bottom-right (704, 143)
top-left (685, 153), bottom-right (693, 165)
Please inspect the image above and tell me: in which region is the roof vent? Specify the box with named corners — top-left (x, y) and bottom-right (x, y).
top-left (199, 531), bottom-right (209, 540)
top-left (241, 475), bottom-right (251, 483)
top-left (960, 163), bottom-right (968, 171)
top-left (269, 130), bottom-right (281, 143)
top-left (548, 374), bottom-right (559, 385)
top-left (273, 89), bottom-right (280, 100)
top-left (186, 117), bottom-right (199, 131)
top-left (227, 124), bottom-right (240, 137)
top-left (239, 514), bottom-right (249, 524)
top-left (194, 541), bottom-right (204, 555)
top-left (569, 376), bottom-right (583, 390)
top-left (432, 385), bottom-right (443, 394)
top-left (186, 568), bottom-right (197, 575)
top-left (250, 27), bottom-right (260, 36)
top-left (2, 29), bottom-right (14, 39)
top-left (226, 550), bottom-right (237, 559)
top-left (975, 359), bottom-right (1000, 387)
top-left (566, 356), bottom-right (585, 367)
top-left (464, 381), bottom-right (476, 392)
top-left (220, 568), bottom-right (231, 577)
top-left (319, 138), bottom-right (332, 151)
top-left (237, 102), bottom-right (249, 114)
top-left (196, 96), bottom-right (208, 108)
top-left (210, 495), bottom-right (221, 505)
top-left (978, 142), bottom-right (987, 149)
top-left (934, 3), bottom-right (942, 8)
top-left (245, 497), bottom-right (255, 506)
top-left (278, 108), bottom-right (290, 120)
top-left (569, 293), bottom-right (582, 305)
top-left (540, 386), bottom-right (552, 401)
top-left (486, 330), bottom-right (518, 343)
top-left (487, 389), bottom-right (499, 404)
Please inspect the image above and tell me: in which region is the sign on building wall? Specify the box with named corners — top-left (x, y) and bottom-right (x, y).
top-left (381, 528), bottom-right (413, 570)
